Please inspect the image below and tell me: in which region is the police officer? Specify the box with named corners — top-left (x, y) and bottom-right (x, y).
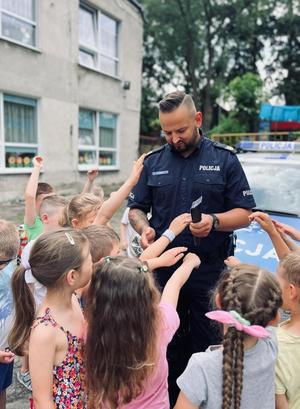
top-left (128, 91), bottom-right (256, 406)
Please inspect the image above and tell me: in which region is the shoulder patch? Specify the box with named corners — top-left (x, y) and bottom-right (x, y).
top-left (145, 144), bottom-right (166, 157)
top-left (212, 141), bottom-right (236, 154)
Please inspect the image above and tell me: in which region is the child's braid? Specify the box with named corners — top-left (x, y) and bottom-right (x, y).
top-left (217, 265), bottom-right (282, 409)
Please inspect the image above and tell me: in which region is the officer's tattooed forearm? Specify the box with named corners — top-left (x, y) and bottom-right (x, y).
top-left (128, 208), bottom-right (149, 235)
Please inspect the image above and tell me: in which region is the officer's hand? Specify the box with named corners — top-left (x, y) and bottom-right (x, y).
top-left (224, 256), bottom-right (241, 268)
top-left (249, 211), bottom-right (276, 235)
top-left (169, 213), bottom-right (191, 236)
top-left (189, 214), bottom-right (213, 237)
top-left (140, 226), bottom-right (156, 249)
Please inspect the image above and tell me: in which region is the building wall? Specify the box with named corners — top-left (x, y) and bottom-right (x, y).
top-left (0, 0), bottom-right (143, 202)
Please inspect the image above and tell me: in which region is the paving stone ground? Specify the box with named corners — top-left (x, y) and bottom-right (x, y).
top-left (1, 183), bottom-right (126, 408)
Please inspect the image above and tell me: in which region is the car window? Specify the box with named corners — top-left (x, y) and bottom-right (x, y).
top-left (240, 159), bottom-right (300, 215)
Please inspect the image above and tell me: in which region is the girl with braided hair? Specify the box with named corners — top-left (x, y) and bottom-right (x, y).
top-left (175, 264), bottom-right (282, 409)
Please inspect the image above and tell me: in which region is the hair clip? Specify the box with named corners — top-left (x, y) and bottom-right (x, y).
top-left (139, 264), bottom-right (148, 273)
top-left (65, 232), bottom-right (75, 245)
top-left (104, 256), bottom-right (110, 263)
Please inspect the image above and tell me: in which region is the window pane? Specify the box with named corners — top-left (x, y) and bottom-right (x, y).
top-left (79, 150), bottom-right (97, 165)
top-left (2, 0), bottom-right (34, 20)
top-left (5, 146), bottom-right (37, 168)
top-left (2, 13), bottom-right (35, 46)
top-left (99, 151), bottom-right (116, 166)
top-left (79, 110), bottom-right (95, 145)
top-left (99, 113), bottom-right (116, 147)
top-left (79, 6), bottom-right (96, 48)
top-left (100, 14), bottom-right (117, 58)
top-left (4, 97), bottom-right (37, 144)
top-left (79, 49), bottom-right (96, 68)
top-left (100, 55), bottom-right (117, 76)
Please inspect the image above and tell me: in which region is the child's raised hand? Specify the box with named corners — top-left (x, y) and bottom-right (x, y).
top-left (158, 247), bottom-right (187, 267)
top-left (0, 350), bottom-right (15, 364)
top-left (169, 213), bottom-right (192, 236)
top-left (32, 156), bottom-right (43, 169)
top-left (249, 211), bottom-right (276, 235)
top-left (224, 256), bottom-right (241, 268)
top-left (183, 252), bottom-right (201, 269)
top-left (127, 154), bottom-right (146, 186)
top-left (273, 220), bottom-right (300, 242)
top-left (87, 168), bottom-right (99, 182)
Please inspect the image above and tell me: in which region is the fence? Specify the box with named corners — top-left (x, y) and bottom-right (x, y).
top-left (139, 131), bottom-right (300, 152)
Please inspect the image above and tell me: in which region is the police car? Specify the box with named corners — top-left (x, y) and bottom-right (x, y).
top-left (235, 140), bottom-right (300, 272)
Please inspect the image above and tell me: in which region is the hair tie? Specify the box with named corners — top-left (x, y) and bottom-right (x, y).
top-left (138, 264), bottom-right (148, 273)
top-left (65, 232), bottom-right (75, 245)
top-left (206, 310), bottom-right (269, 338)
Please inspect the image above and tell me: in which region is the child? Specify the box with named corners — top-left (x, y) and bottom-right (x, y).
top-left (83, 225), bottom-right (121, 262)
top-left (175, 264), bottom-right (282, 409)
top-left (0, 220), bottom-right (19, 409)
top-left (17, 195), bottom-right (68, 391)
top-left (8, 229), bottom-right (93, 408)
top-left (24, 156), bottom-right (54, 241)
top-left (64, 193), bottom-right (102, 229)
top-left (275, 253), bottom-right (300, 409)
top-left (85, 253), bottom-right (200, 408)
top-left (64, 154), bottom-right (145, 229)
top-left (120, 207), bottom-right (142, 258)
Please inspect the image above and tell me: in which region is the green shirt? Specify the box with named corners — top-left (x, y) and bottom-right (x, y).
top-left (24, 216), bottom-right (43, 242)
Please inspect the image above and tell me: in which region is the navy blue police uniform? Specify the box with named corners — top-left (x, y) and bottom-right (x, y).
top-left (128, 134), bottom-right (256, 405)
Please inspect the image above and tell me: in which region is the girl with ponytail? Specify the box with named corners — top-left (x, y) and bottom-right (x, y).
top-left (8, 229), bottom-right (93, 408)
top-left (175, 264), bottom-right (282, 409)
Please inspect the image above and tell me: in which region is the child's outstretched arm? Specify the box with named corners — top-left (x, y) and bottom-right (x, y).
top-left (24, 156), bottom-right (43, 227)
top-left (273, 220), bottom-right (300, 242)
top-left (82, 169), bottom-right (99, 194)
top-left (93, 154), bottom-right (145, 226)
top-left (146, 247), bottom-right (187, 271)
top-left (140, 213), bottom-right (191, 262)
top-left (174, 392), bottom-right (199, 409)
top-left (249, 212), bottom-right (290, 260)
top-left (29, 326), bottom-right (56, 409)
top-left (161, 253), bottom-right (200, 309)
top-left (275, 394), bottom-right (289, 409)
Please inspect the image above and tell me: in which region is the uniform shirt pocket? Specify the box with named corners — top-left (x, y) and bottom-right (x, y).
top-left (147, 174), bottom-right (174, 204)
top-left (192, 172), bottom-right (225, 212)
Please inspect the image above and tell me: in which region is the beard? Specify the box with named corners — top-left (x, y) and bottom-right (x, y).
top-left (171, 127), bottom-right (200, 153)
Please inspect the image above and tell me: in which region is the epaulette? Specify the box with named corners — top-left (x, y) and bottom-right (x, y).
top-left (212, 140), bottom-right (236, 154)
top-left (145, 145), bottom-right (166, 157)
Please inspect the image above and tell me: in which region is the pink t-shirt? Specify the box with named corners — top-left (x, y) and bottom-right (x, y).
top-left (122, 301), bottom-right (179, 409)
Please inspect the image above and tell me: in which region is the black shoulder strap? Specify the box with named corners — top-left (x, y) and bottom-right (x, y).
top-left (212, 140), bottom-right (237, 154)
top-left (145, 144), bottom-right (166, 158)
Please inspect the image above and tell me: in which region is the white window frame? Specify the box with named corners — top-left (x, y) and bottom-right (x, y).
top-left (0, 0), bottom-right (38, 50)
top-left (78, 108), bottom-right (120, 172)
top-left (79, 2), bottom-right (120, 78)
top-left (0, 92), bottom-right (39, 174)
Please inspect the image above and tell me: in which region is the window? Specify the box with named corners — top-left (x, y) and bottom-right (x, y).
top-left (79, 3), bottom-right (119, 77)
top-left (78, 109), bottom-right (118, 170)
top-left (0, 94), bottom-right (38, 172)
top-left (0, 0), bottom-right (36, 47)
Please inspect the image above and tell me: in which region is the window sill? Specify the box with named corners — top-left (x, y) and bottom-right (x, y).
top-left (78, 63), bottom-right (121, 82)
top-left (0, 36), bottom-right (41, 53)
top-left (1, 167), bottom-right (37, 174)
top-left (78, 165), bottom-right (119, 172)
